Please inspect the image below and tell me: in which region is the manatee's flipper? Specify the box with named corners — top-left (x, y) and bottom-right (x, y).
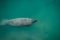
top-left (0, 19), bottom-right (8, 25)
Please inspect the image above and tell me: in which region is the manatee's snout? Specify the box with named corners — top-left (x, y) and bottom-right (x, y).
top-left (32, 19), bottom-right (37, 23)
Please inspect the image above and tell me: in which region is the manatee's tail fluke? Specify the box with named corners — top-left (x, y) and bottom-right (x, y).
top-left (0, 19), bottom-right (8, 25)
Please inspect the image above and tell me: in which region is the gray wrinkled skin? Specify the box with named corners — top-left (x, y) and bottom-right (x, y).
top-left (0, 18), bottom-right (37, 26)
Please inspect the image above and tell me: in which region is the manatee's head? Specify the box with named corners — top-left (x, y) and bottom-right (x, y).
top-left (32, 19), bottom-right (37, 23)
top-left (22, 18), bottom-right (37, 26)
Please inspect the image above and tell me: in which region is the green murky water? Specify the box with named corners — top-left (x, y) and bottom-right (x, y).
top-left (0, 0), bottom-right (60, 40)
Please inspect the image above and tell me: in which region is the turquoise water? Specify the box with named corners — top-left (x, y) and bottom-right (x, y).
top-left (0, 0), bottom-right (60, 40)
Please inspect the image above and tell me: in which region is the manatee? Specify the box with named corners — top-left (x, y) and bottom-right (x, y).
top-left (0, 18), bottom-right (37, 26)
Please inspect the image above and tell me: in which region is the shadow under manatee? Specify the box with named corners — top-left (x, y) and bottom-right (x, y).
top-left (0, 23), bottom-right (47, 40)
